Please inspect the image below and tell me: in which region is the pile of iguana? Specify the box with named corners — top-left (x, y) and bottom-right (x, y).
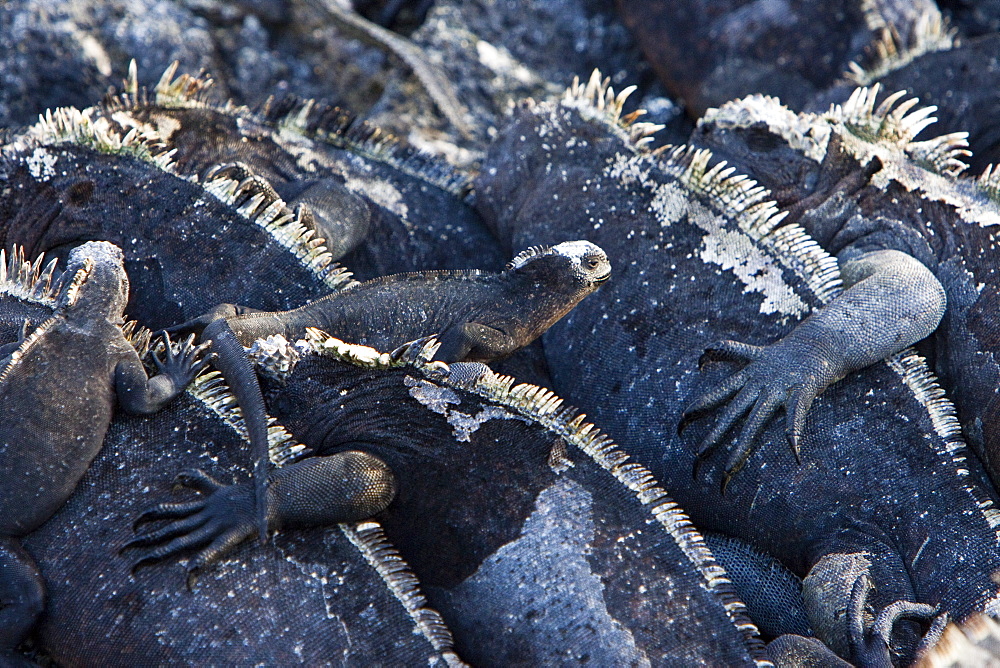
top-left (473, 71), bottom-right (1000, 665)
top-left (97, 62), bottom-right (505, 279)
top-left (27, 358), bottom-right (463, 665)
top-left (692, 82), bottom-right (1000, 495)
top-left (0, 241), bottom-right (208, 662)
top-left (111, 331), bottom-right (773, 665)
top-left (2, 6), bottom-right (1000, 662)
top-left (165, 238), bottom-right (610, 541)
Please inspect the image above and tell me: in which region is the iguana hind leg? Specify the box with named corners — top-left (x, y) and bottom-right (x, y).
top-left (124, 451), bottom-right (397, 581)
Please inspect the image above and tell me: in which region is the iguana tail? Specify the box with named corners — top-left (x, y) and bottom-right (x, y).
top-left (202, 318), bottom-right (271, 544)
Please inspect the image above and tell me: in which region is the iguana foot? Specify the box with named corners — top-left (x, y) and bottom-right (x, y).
top-left (123, 468), bottom-right (257, 583)
top-left (848, 574), bottom-right (947, 668)
top-left (152, 333), bottom-right (214, 389)
top-left (680, 336), bottom-right (838, 484)
top-left (124, 452), bottom-right (398, 585)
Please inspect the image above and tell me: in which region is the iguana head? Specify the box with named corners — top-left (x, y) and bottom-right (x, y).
top-left (507, 240), bottom-right (611, 292)
top-left (59, 241), bottom-right (129, 320)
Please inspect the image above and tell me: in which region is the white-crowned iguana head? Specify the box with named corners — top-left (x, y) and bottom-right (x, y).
top-left (506, 240), bottom-right (611, 292)
top-left (58, 241), bottom-right (129, 321)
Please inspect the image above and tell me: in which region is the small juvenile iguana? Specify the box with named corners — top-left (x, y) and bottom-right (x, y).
top-left (472, 72), bottom-right (1000, 666)
top-left (0, 241), bottom-right (208, 661)
top-left (168, 240), bottom-right (610, 540)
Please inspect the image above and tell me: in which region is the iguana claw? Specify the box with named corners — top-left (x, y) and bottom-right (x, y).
top-left (682, 336), bottom-right (833, 485)
top-left (123, 468), bottom-right (258, 577)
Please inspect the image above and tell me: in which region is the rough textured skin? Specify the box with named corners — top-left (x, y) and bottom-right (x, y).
top-left (0, 241), bottom-right (206, 657)
top-left (99, 65), bottom-right (507, 278)
top-left (693, 87), bottom-right (1000, 491)
top-left (175, 240), bottom-right (608, 540)
top-left (473, 79), bottom-right (1000, 665)
top-left (194, 241), bottom-right (610, 359)
top-left (127, 334), bottom-right (771, 665)
top-left (24, 374), bottom-right (463, 666)
top-left (0, 114), bottom-right (353, 331)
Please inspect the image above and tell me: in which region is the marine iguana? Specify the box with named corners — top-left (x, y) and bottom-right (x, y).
top-left (167, 239), bottom-right (609, 540)
top-left (0, 241), bottom-right (209, 661)
top-left (22, 363), bottom-right (463, 666)
top-left (124, 331), bottom-right (772, 665)
top-left (0, 105), bottom-right (355, 330)
top-left (98, 63), bottom-right (506, 278)
top-left (690, 85), bottom-right (1000, 492)
top-left (472, 72), bottom-right (1000, 665)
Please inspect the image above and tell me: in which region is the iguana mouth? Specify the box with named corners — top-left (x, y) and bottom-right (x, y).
top-left (593, 270), bottom-right (611, 283)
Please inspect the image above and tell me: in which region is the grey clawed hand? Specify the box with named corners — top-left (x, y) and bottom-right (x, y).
top-left (153, 332), bottom-right (215, 384)
top-left (680, 337), bottom-right (830, 492)
top-left (121, 468), bottom-right (257, 587)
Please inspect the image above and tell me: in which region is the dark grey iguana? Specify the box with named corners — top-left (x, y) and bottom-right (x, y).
top-left (98, 63), bottom-right (506, 279)
top-left (0, 106), bottom-right (356, 331)
top-left (472, 72), bottom-right (1000, 665)
top-left (167, 239), bottom-right (610, 540)
top-left (123, 331), bottom-right (773, 665)
top-left (22, 364), bottom-right (463, 666)
top-left (0, 241), bottom-right (208, 661)
top-left (690, 85), bottom-right (1000, 493)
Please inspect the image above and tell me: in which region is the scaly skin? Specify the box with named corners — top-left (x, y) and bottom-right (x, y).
top-left (167, 240), bottom-right (610, 548)
top-left (122, 335), bottom-right (772, 665)
top-left (0, 242), bottom-right (208, 658)
top-left (471, 75), bottom-right (1000, 665)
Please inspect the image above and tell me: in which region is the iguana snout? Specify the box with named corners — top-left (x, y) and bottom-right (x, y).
top-left (552, 240), bottom-right (611, 286)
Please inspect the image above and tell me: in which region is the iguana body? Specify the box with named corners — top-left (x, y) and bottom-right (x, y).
top-left (24, 366), bottom-right (461, 666)
top-left (173, 240), bottom-right (609, 539)
top-left (472, 74), bottom-right (1000, 665)
top-left (0, 241), bottom-right (207, 659)
top-left (100, 64), bottom-right (505, 279)
top-left (124, 333), bottom-right (771, 665)
top-left (692, 86), bottom-right (1000, 490)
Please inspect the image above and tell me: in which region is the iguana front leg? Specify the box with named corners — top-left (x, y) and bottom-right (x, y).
top-left (115, 333), bottom-right (212, 415)
top-left (680, 249), bottom-right (945, 483)
top-left (123, 451), bottom-right (396, 582)
top-left (435, 322), bottom-right (517, 363)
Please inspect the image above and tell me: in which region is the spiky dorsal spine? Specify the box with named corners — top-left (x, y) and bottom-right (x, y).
top-left (848, 3), bottom-right (956, 85)
top-left (198, 166), bottom-right (358, 292)
top-left (979, 165), bottom-right (1000, 204)
top-left (341, 521), bottom-right (465, 666)
top-left (264, 95), bottom-right (473, 196)
top-left (187, 369), bottom-right (309, 466)
top-left (0, 248), bottom-right (62, 307)
top-left (561, 70), bottom-right (664, 147)
top-left (827, 84), bottom-right (970, 176)
top-left (16, 106), bottom-right (177, 171)
top-left (505, 245), bottom-right (552, 270)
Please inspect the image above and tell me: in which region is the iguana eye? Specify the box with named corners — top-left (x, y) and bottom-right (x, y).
top-left (586, 257), bottom-right (600, 269)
